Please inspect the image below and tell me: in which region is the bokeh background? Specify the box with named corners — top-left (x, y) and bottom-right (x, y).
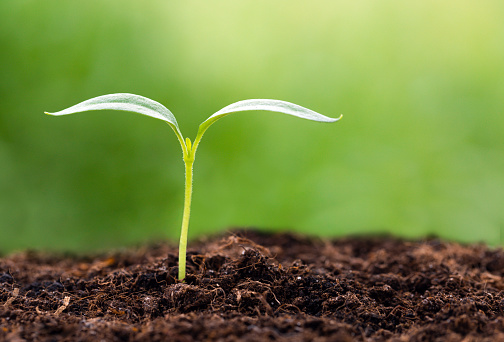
top-left (1, 1), bottom-right (503, 253)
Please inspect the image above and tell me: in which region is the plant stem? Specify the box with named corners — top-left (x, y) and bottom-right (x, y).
top-left (178, 157), bottom-right (194, 281)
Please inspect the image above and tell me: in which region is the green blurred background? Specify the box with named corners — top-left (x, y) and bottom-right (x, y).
top-left (1, 1), bottom-right (503, 253)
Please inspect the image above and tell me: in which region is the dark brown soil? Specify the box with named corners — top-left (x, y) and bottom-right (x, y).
top-left (1, 230), bottom-right (504, 341)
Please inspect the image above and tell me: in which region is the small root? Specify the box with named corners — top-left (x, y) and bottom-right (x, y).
top-left (3, 288), bottom-right (19, 307)
top-left (54, 296), bottom-right (70, 316)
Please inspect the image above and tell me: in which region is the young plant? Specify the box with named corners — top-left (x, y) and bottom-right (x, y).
top-left (45, 93), bottom-right (342, 280)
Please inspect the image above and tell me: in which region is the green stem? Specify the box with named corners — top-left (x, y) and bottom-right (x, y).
top-left (176, 130), bottom-right (207, 281)
top-left (178, 155), bottom-right (194, 281)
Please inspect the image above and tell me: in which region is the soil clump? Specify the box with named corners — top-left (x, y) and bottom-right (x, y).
top-left (1, 230), bottom-right (503, 341)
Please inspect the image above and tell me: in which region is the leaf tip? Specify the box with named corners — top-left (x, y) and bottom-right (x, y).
top-left (326, 114), bottom-right (343, 122)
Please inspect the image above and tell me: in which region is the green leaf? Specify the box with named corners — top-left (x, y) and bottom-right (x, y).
top-left (45, 93), bottom-right (182, 137)
top-left (198, 99), bottom-right (341, 136)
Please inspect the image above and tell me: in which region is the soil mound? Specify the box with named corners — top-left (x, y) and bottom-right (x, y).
top-left (1, 231), bottom-right (503, 341)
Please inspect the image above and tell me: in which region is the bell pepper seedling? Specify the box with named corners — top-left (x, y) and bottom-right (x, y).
top-left (45, 93), bottom-right (342, 280)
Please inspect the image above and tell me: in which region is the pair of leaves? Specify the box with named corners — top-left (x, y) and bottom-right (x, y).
top-left (45, 93), bottom-right (341, 150)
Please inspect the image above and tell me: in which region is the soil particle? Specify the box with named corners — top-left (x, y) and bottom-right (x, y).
top-left (1, 230), bottom-right (503, 341)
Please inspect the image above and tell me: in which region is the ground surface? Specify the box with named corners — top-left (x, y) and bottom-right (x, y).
top-left (1, 230), bottom-right (503, 341)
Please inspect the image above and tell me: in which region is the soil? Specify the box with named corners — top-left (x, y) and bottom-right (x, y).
top-left (1, 230), bottom-right (504, 341)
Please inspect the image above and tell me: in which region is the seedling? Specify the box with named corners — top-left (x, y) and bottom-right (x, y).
top-left (45, 93), bottom-right (342, 280)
